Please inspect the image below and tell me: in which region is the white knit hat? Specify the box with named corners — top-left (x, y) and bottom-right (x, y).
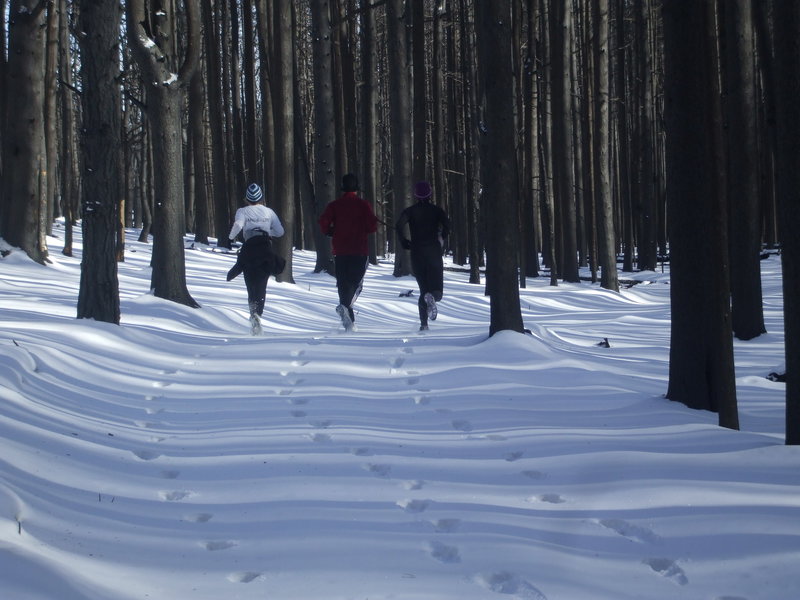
top-left (246, 183), bottom-right (263, 203)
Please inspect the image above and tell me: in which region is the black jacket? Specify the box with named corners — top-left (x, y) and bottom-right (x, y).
top-left (226, 235), bottom-right (285, 281)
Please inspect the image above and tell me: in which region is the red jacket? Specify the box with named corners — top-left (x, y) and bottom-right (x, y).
top-left (318, 192), bottom-right (378, 256)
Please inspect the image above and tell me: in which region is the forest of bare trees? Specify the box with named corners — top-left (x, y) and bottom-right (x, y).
top-left (0, 1), bottom-right (797, 443)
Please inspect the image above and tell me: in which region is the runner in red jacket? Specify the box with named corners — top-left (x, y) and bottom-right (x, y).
top-left (318, 173), bottom-right (378, 331)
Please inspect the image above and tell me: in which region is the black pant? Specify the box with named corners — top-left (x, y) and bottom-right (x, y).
top-left (334, 255), bottom-right (368, 321)
top-left (411, 245), bottom-right (444, 324)
top-left (244, 266), bottom-right (268, 316)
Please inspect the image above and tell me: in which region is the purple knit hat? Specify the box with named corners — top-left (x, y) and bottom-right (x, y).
top-left (414, 181), bottom-right (432, 199)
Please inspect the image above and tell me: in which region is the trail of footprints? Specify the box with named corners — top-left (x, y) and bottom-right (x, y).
top-left (126, 344), bottom-right (689, 595)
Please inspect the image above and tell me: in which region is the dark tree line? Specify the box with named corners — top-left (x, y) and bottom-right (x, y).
top-left (0, 1), bottom-right (798, 442)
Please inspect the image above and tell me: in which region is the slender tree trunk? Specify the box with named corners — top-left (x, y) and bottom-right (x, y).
top-left (311, 0), bottom-right (337, 273)
top-left (273, 0), bottom-right (296, 283)
top-left (725, 0), bottom-right (765, 341)
top-left (594, 0), bottom-right (618, 292)
top-left (387, 0), bottom-right (413, 276)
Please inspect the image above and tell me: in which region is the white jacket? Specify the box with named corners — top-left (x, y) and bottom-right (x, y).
top-left (228, 204), bottom-right (285, 241)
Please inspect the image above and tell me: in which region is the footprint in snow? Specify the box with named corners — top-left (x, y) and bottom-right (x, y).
top-left (160, 470), bottom-right (180, 479)
top-left (308, 433), bottom-right (332, 443)
top-left (413, 395), bottom-right (431, 405)
top-left (427, 541), bottom-right (461, 564)
top-left (134, 420), bottom-right (156, 429)
top-left (159, 490), bottom-right (191, 502)
top-left (132, 449), bottom-right (161, 461)
top-left (290, 410), bottom-right (307, 418)
top-left (403, 480), bottom-right (425, 490)
top-left (504, 451), bottom-right (524, 462)
top-left (184, 513), bottom-right (213, 523)
top-left (432, 518), bottom-right (461, 533)
top-left (202, 540), bottom-right (237, 551)
top-left (310, 419), bottom-right (332, 429)
top-left (452, 419), bottom-right (473, 432)
top-left (391, 356), bottom-right (406, 368)
top-left (406, 377), bottom-right (420, 385)
top-left (290, 349), bottom-right (305, 358)
top-left (364, 463), bottom-right (391, 477)
top-left (350, 447), bottom-right (372, 456)
top-left (597, 518), bottom-right (660, 544)
top-left (642, 558), bottom-right (688, 586)
top-left (152, 381), bottom-right (172, 388)
top-left (521, 470), bottom-right (547, 480)
top-left (397, 499), bottom-right (429, 513)
top-left (228, 571), bottom-right (262, 583)
top-left (291, 359), bottom-right (310, 367)
top-left (475, 572), bottom-right (548, 599)
top-left (529, 493), bottom-right (565, 504)
top-left (288, 397), bottom-right (309, 405)
top-left (144, 407), bottom-right (163, 415)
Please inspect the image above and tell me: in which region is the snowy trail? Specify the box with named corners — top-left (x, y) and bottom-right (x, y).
top-left (0, 224), bottom-right (798, 600)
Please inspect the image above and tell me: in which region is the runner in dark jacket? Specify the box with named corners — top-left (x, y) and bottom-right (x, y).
top-left (395, 181), bottom-right (450, 331)
top-left (318, 173), bottom-right (378, 331)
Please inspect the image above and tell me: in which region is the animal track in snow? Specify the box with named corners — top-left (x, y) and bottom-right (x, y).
top-left (475, 571), bottom-right (548, 599)
top-left (403, 480), bottom-right (425, 490)
top-left (406, 377), bottom-right (420, 385)
top-left (451, 419), bottom-right (473, 432)
top-left (310, 419), bottom-right (332, 429)
top-left (427, 541), bottom-right (461, 563)
top-left (521, 470), bottom-right (547, 480)
top-left (397, 499), bottom-right (429, 513)
top-left (308, 433), bottom-right (332, 443)
top-left (642, 558), bottom-right (688, 585)
top-left (504, 451), bottom-right (524, 462)
top-left (144, 407), bottom-right (163, 415)
top-left (290, 349), bottom-right (305, 358)
top-left (159, 470), bottom-right (180, 479)
top-left (350, 447), bottom-right (372, 456)
top-left (413, 395), bottom-right (431, 405)
top-left (291, 360), bottom-right (309, 367)
top-left (290, 410), bottom-right (306, 418)
top-left (391, 356), bottom-right (405, 368)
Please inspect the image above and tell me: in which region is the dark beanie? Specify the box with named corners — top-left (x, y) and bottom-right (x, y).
top-left (414, 181), bottom-right (432, 200)
top-left (342, 173), bottom-right (359, 192)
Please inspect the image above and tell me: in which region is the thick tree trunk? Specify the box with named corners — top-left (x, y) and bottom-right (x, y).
top-left (476, 0), bottom-right (525, 336)
top-left (76, 0), bottom-right (122, 324)
top-left (663, 0), bottom-right (738, 429)
top-left (1, 1), bottom-right (48, 264)
top-left (770, 0), bottom-right (800, 444)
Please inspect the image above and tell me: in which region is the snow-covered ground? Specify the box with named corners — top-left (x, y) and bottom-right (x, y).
top-left (1, 222), bottom-right (797, 600)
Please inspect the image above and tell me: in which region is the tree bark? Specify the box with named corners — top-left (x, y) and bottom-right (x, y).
top-left (476, 0), bottom-right (525, 336)
top-left (126, 0), bottom-right (201, 307)
top-left (663, 0), bottom-right (738, 429)
top-left (76, 0), bottom-right (122, 324)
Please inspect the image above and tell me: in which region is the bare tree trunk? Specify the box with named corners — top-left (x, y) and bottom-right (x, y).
top-left (663, 0), bottom-right (738, 429)
top-left (412, 0), bottom-right (426, 181)
top-left (725, 0), bottom-right (765, 341)
top-left (126, 0), bottom-right (201, 307)
top-left (387, 0), bottom-right (413, 276)
top-left (1, 1), bottom-right (48, 263)
top-left (272, 0), bottom-right (296, 283)
top-left (476, 0), bottom-right (525, 336)
top-left (769, 0), bottom-right (800, 444)
top-left (311, 0), bottom-right (337, 273)
top-left (76, 0), bottom-right (121, 323)
top-left (594, 0), bottom-right (618, 292)
top-left (360, 0), bottom-right (381, 263)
